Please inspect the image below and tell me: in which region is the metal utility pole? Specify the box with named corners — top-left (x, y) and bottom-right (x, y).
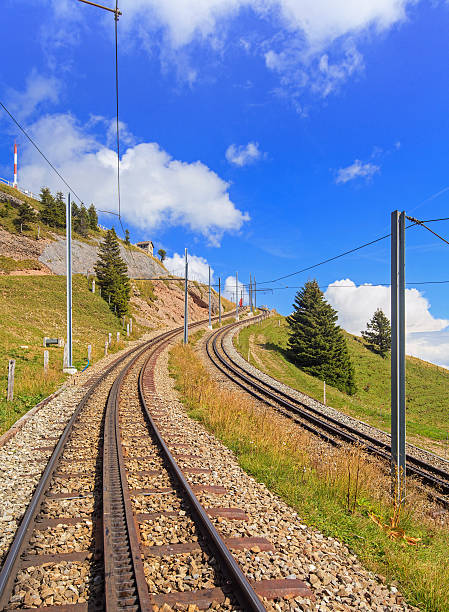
top-left (254, 276), bottom-right (257, 311)
top-left (218, 277), bottom-right (222, 326)
top-left (65, 193), bottom-right (75, 372)
top-left (249, 274), bottom-right (253, 313)
top-left (391, 210), bottom-right (406, 503)
top-left (208, 265), bottom-right (212, 330)
top-left (235, 272), bottom-right (239, 321)
top-left (184, 248), bottom-right (189, 344)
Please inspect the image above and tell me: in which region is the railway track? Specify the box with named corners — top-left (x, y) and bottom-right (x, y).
top-left (0, 312), bottom-right (313, 610)
top-left (205, 313), bottom-right (449, 508)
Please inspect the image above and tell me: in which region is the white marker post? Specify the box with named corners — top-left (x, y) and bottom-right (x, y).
top-left (44, 350), bottom-right (49, 374)
top-left (7, 359), bottom-right (15, 401)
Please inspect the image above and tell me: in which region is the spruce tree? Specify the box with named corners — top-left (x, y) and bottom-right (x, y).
top-left (88, 204), bottom-right (98, 230)
top-left (94, 228), bottom-right (130, 317)
top-left (77, 205), bottom-right (90, 237)
top-left (287, 280), bottom-right (356, 395)
top-left (361, 308), bottom-right (391, 357)
top-left (54, 192), bottom-right (66, 228)
top-left (124, 229), bottom-right (130, 245)
top-left (39, 187), bottom-right (57, 227)
top-left (14, 202), bottom-right (36, 232)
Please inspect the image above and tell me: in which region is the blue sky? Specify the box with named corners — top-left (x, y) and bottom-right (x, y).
top-left (1, 0), bottom-right (449, 365)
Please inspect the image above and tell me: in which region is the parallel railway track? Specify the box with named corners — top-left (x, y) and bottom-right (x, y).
top-left (0, 311), bottom-right (313, 610)
top-left (206, 313), bottom-right (449, 508)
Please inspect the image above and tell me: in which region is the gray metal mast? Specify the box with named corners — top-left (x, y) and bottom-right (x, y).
top-left (66, 193), bottom-right (73, 369)
top-left (254, 276), bottom-right (257, 311)
top-left (235, 272), bottom-right (239, 321)
top-left (208, 265), bottom-right (212, 329)
top-left (184, 248), bottom-right (188, 344)
top-left (218, 277), bottom-right (222, 326)
top-left (391, 210), bottom-right (406, 502)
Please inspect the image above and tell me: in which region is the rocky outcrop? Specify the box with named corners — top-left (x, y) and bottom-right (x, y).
top-left (39, 235), bottom-right (166, 278)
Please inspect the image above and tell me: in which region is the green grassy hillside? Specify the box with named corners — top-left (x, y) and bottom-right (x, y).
top-left (0, 275), bottom-right (140, 434)
top-left (236, 316), bottom-right (449, 453)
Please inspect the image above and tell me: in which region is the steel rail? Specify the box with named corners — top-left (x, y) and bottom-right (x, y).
top-left (138, 338), bottom-right (267, 611)
top-left (207, 317), bottom-right (449, 504)
top-left (0, 310), bottom-right (237, 609)
top-left (0, 336), bottom-right (153, 609)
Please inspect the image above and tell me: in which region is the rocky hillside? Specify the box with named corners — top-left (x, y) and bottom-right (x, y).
top-left (0, 183), bottom-right (165, 278)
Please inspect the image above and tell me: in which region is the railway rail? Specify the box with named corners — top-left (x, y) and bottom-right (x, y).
top-left (0, 311), bottom-right (313, 610)
top-left (205, 312), bottom-right (449, 508)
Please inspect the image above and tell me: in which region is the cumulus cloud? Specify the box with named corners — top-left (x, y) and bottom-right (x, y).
top-left (164, 252), bottom-right (213, 283)
top-left (19, 114), bottom-right (249, 246)
top-left (5, 70), bottom-right (61, 120)
top-left (325, 279), bottom-right (449, 367)
top-left (335, 159), bottom-right (380, 184)
top-left (225, 142), bottom-right (264, 166)
top-left (223, 275), bottom-right (249, 304)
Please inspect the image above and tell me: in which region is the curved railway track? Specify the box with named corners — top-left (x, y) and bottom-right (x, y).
top-left (0, 311), bottom-right (313, 610)
top-left (205, 313), bottom-right (449, 508)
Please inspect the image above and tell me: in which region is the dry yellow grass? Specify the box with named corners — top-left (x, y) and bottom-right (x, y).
top-left (170, 342), bottom-right (449, 611)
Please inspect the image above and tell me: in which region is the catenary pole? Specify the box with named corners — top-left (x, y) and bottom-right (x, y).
top-left (235, 272), bottom-right (239, 321)
top-left (208, 265), bottom-right (212, 329)
top-left (254, 276), bottom-right (257, 311)
top-left (66, 193), bottom-right (73, 370)
top-left (218, 277), bottom-right (222, 326)
top-left (184, 248), bottom-right (188, 344)
top-left (249, 273), bottom-right (252, 312)
top-left (391, 210), bottom-right (406, 503)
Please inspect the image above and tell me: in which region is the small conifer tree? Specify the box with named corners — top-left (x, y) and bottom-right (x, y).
top-left (287, 280), bottom-right (356, 395)
top-left (39, 187), bottom-right (57, 227)
top-left (94, 228), bottom-right (130, 317)
top-left (14, 202), bottom-right (36, 232)
top-left (124, 229), bottom-right (130, 245)
top-left (88, 204), bottom-right (98, 230)
top-left (361, 308), bottom-right (391, 357)
top-left (157, 248), bottom-right (166, 262)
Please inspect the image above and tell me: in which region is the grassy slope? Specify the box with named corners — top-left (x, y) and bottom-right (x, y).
top-left (170, 342), bottom-right (449, 612)
top-left (0, 275), bottom-right (140, 434)
top-left (237, 316), bottom-right (449, 449)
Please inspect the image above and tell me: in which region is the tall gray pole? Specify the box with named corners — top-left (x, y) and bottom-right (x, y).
top-left (391, 210), bottom-right (406, 502)
top-left (208, 265), bottom-right (212, 329)
top-left (249, 273), bottom-right (253, 312)
top-left (184, 248), bottom-right (188, 344)
top-left (218, 277), bottom-right (222, 326)
top-left (235, 272), bottom-right (239, 321)
top-left (66, 193), bottom-right (73, 370)
top-left (254, 276), bottom-right (257, 311)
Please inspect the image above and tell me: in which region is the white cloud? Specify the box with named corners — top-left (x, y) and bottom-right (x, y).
top-left (223, 275), bottom-right (249, 304)
top-left (165, 252), bottom-right (213, 283)
top-left (225, 142), bottom-right (264, 166)
top-left (6, 70), bottom-right (61, 120)
top-left (122, 0), bottom-right (411, 49)
top-left (19, 114), bottom-right (249, 246)
top-left (335, 159), bottom-right (380, 184)
top-left (325, 279), bottom-right (449, 367)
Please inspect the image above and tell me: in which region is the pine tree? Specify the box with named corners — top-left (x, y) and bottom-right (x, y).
top-left (124, 229), bottom-right (130, 245)
top-left (39, 187), bottom-right (57, 227)
top-left (286, 280), bottom-right (356, 395)
top-left (77, 205), bottom-right (90, 237)
top-left (361, 308), bottom-right (391, 357)
top-left (14, 202), bottom-right (36, 232)
top-left (88, 204), bottom-right (98, 230)
top-left (54, 192), bottom-right (66, 228)
top-left (94, 228), bottom-right (130, 317)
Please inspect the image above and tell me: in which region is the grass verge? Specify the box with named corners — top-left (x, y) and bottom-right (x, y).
top-left (0, 274), bottom-right (141, 434)
top-left (169, 341), bottom-right (449, 612)
top-left (236, 316), bottom-right (449, 451)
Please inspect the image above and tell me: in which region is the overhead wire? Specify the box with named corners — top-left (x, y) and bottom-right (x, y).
top-left (407, 216), bottom-right (449, 246)
top-left (0, 101), bottom-right (84, 204)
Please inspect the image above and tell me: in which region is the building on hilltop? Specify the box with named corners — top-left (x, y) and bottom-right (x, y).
top-left (135, 240), bottom-right (154, 256)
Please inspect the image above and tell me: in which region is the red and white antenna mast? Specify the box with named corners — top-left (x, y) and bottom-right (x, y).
top-left (13, 143), bottom-right (18, 188)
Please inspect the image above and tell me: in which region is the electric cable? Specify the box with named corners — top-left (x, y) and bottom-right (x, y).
top-left (0, 101), bottom-right (84, 204)
top-left (407, 216), bottom-right (449, 246)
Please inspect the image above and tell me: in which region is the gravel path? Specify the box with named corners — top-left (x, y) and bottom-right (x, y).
top-left (156, 342), bottom-right (417, 611)
top-left (223, 318), bottom-right (449, 475)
